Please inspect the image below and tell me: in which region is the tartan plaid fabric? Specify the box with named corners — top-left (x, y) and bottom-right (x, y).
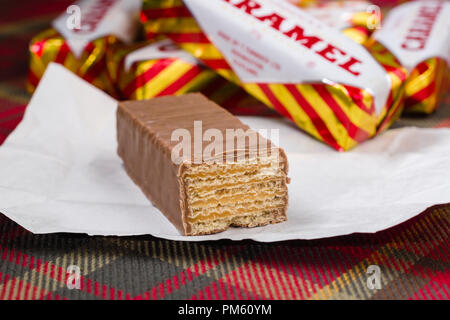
top-left (0, 0), bottom-right (449, 300)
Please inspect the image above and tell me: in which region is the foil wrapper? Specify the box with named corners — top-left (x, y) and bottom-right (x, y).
top-left (107, 40), bottom-right (215, 100)
top-left (403, 57), bottom-right (449, 114)
top-left (141, 0), bottom-right (379, 45)
top-left (140, 0), bottom-right (195, 40)
top-left (373, 0), bottom-right (450, 114)
top-left (108, 39), bottom-right (276, 116)
top-left (27, 28), bottom-right (119, 95)
top-left (142, 0), bottom-right (406, 151)
top-left (27, 0), bottom-right (142, 95)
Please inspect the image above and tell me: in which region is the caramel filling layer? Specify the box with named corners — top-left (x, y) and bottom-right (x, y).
top-left (189, 189), bottom-right (286, 209)
top-left (188, 202), bottom-right (286, 223)
top-left (183, 154), bottom-right (288, 227)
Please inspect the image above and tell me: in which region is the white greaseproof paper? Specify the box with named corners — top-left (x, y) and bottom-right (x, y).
top-left (0, 64), bottom-right (449, 242)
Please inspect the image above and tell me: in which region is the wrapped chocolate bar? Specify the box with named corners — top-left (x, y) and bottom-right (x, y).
top-left (373, 0), bottom-right (450, 114)
top-left (27, 0), bottom-right (142, 95)
top-left (117, 94), bottom-right (289, 235)
top-left (144, 0), bottom-right (406, 151)
top-left (108, 39), bottom-right (216, 100)
top-left (109, 39), bottom-right (277, 116)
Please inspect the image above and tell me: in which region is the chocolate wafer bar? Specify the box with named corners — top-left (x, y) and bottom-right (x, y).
top-left (117, 93), bottom-right (289, 236)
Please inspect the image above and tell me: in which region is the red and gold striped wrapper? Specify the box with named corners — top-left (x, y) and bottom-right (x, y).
top-left (367, 40), bottom-right (407, 133)
top-left (371, 0), bottom-right (450, 115)
top-left (108, 41), bottom-right (216, 100)
top-left (27, 28), bottom-right (119, 96)
top-left (403, 58), bottom-right (449, 114)
top-left (108, 41), bottom-right (277, 116)
top-left (140, 0), bottom-right (376, 45)
top-left (141, 1), bottom-right (406, 151)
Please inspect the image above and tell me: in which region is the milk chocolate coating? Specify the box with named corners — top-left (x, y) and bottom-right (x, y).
top-left (117, 93), bottom-right (288, 235)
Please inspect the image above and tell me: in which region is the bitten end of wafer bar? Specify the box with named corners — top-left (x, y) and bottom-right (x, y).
top-left (117, 93), bottom-right (289, 236)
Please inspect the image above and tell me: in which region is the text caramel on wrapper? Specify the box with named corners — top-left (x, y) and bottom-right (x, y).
top-left (140, 0), bottom-right (377, 45)
top-left (117, 94), bottom-right (289, 236)
top-left (373, 0), bottom-right (450, 114)
top-left (27, 0), bottom-right (142, 95)
top-left (107, 39), bottom-right (275, 116)
top-left (142, 0), bottom-right (406, 151)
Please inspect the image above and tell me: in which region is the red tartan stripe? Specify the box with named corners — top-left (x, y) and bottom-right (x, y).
top-left (1, 272), bottom-right (35, 300)
top-left (261, 250), bottom-right (290, 300)
top-left (155, 65), bottom-right (203, 96)
top-left (257, 84), bottom-right (292, 120)
top-left (277, 247), bottom-right (303, 299)
top-left (191, 279), bottom-right (236, 300)
top-left (0, 242), bottom-right (121, 300)
top-left (0, 207), bottom-right (449, 300)
top-left (285, 246), bottom-right (313, 299)
top-left (405, 80), bottom-right (436, 106)
top-left (169, 32), bottom-right (210, 43)
top-left (313, 84), bottom-right (370, 143)
top-left (202, 58), bottom-right (232, 70)
top-left (0, 271), bottom-right (66, 300)
top-left (122, 59), bottom-right (175, 98)
top-left (284, 84), bottom-right (343, 151)
top-left (425, 269), bottom-right (450, 299)
top-left (135, 247), bottom-right (240, 300)
top-left (141, 6), bottom-right (192, 19)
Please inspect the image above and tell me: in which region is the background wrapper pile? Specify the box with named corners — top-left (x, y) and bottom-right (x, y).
top-left (27, 28), bottom-right (120, 96)
top-left (107, 40), bottom-right (279, 116)
top-left (140, 0), bottom-right (407, 151)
